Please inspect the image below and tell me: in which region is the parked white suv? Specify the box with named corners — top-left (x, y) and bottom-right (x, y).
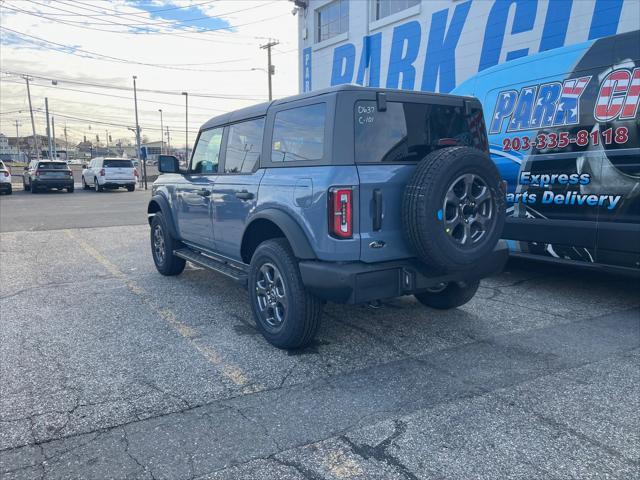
top-left (0, 160), bottom-right (11, 195)
top-left (82, 157), bottom-right (137, 192)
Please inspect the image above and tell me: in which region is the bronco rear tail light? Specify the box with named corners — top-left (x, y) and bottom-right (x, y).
top-left (99, 168), bottom-right (105, 176)
top-left (329, 187), bottom-right (353, 239)
top-left (2, 171), bottom-right (8, 177)
top-left (68, 170), bottom-right (73, 176)
top-left (35, 170), bottom-right (41, 176)
top-left (134, 168), bottom-right (139, 177)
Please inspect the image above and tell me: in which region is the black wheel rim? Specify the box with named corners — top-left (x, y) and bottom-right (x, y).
top-left (442, 173), bottom-right (495, 247)
top-left (153, 224), bottom-right (166, 265)
top-left (255, 262), bottom-right (287, 329)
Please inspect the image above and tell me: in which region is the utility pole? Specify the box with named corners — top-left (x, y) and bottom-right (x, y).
top-left (24, 76), bottom-right (39, 159)
top-left (166, 126), bottom-right (171, 152)
top-left (260, 39), bottom-right (279, 101)
top-left (105, 130), bottom-right (109, 150)
top-left (52, 115), bottom-right (57, 159)
top-left (158, 109), bottom-right (164, 154)
top-left (133, 75), bottom-right (147, 189)
top-left (45, 98), bottom-right (53, 159)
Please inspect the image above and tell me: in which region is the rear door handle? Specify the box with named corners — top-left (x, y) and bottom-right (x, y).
top-left (235, 191), bottom-right (254, 200)
top-left (196, 189), bottom-right (210, 197)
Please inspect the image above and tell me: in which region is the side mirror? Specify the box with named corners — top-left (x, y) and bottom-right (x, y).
top-left (23, 166), bottom-right (28, 171)
top-left (82, 164), bottom-right (88, 169)
top-left (158, 155), bottom-right (180, 174)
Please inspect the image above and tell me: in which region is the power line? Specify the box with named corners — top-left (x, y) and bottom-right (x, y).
top-left (21, 0), bottom-right (219, 18)
top-left (56, 0), bottom-right (290, 42)
top-left (3, 1), bottom-right (285, 46)
top-left (0, 26), bottom-right (268, 73)
top-left (0, 70), bottom-right (269, 100)
top-left (23, 0), bottom-right (275, 28)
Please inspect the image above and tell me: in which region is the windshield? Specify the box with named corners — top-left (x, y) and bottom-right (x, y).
top-left (38, 162), bottom-right (68, 169)
top-left (104, 159), bottom-right (133, 168)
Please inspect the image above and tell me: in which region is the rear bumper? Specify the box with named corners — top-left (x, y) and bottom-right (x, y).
top-left (102, 181), bottom-right (136, 188)
top-left (33, 178), bottom-right (73, 188)
top-left (299, 241), bottom-right (508, 304)
top-left (0, 182), bottom-right (11, 191)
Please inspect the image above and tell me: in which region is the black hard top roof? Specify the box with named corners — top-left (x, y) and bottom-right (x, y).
top-left (199, 84), bottom-right (476, 131)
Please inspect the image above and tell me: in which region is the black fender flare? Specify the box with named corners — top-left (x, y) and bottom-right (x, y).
top-left (244, 209), bottom-right (316, 260)
top-left (147, 194), bottom-right (179, 239)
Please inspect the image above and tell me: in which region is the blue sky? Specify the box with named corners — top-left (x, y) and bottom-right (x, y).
top-left (128, 1), bottom-right (232, 32)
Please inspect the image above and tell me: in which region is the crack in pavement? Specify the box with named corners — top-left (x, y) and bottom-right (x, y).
top-left (340, 419), bottom-right (420, 480)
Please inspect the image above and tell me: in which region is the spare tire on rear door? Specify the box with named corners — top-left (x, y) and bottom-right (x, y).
top-left (402, 146), bottom-right (505, 272)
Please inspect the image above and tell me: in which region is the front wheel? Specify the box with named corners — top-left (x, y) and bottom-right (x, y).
top-left (414, 280), bottom-right (480, 310)
top-left (82, 177), bottom-right (90, 190)
top-left (248, 238), bottom-right (322, 350)
top-left (150, 212), bottom-right (185, 276)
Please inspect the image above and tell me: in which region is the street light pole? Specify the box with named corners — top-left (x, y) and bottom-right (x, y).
top-left (181, 92), bottom-right (188, 162)
top-left (52, 115), bottom-right (57, 159)
top-left (133, 75), bottom-right (147, 190)
top-left (45, 97), bottom-right (53, 159)
top-left (158, 109), bottom-right (164, 154)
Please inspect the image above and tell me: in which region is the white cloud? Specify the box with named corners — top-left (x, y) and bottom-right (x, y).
top-left (0, 0), bottom-right (299, 148)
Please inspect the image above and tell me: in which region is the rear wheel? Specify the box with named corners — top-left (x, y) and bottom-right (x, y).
top-left (6, 185), bottom-right (12, 195)
top-left (94, 178), bottom-right (103, 192)
top-left (67, 186), bottom-right (74, 193)
top-left (248, 238), bottom-right (322, 350)
top-left (150, 212), bottom-right (185, 276)
top-left (23, 179), bottom-right (30, 191)
top-left (414, 280), bottom-right (480, 310)
top-left (30, 181), bottom-right (37, 193)
top-left (127, 185), bottom-right (135, 192)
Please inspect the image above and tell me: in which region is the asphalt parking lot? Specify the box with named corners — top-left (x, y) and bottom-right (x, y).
top-left (1, 188), bottom-right (638, 480)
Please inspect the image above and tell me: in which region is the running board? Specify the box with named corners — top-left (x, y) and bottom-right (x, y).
top-left (173, 248), bottom-right (248, 286)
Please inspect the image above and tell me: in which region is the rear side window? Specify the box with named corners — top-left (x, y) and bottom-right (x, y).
top-left (354, 101), bottom-right (487, 163)
top-left (37, 162), bottom-right (67, 169)
top-left (104, 159), bottom-right (133, 168)
top-left (224, 118), bottom-right (265, 173)
top-left (271, 103), bottom-right (325, 162)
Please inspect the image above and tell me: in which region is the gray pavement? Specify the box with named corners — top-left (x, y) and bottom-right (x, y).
top-left (0, 192), bottom-right (638, 479)
top-left (0, 186), bottom-right (151, 232)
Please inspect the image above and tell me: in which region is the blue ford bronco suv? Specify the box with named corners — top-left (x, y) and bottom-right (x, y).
top-left (148, 85), bottom-right (508, 349)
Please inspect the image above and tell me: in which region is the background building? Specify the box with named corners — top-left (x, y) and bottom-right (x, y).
top-left (297, 0), bottom-right (640, 93)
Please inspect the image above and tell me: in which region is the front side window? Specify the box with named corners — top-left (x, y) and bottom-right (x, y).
top-left (316, 0), bottom-right (348, 43)
top-left (224, 118), bottom-right (265, 173)
top-left (272, 104), bottom-right (326, 163)
top-left (190, 127), bottom-right (223, 174)
top-left (354, 101), bottom-right (486, 163)
top-left (372, 0), bottom-right (419, 21)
